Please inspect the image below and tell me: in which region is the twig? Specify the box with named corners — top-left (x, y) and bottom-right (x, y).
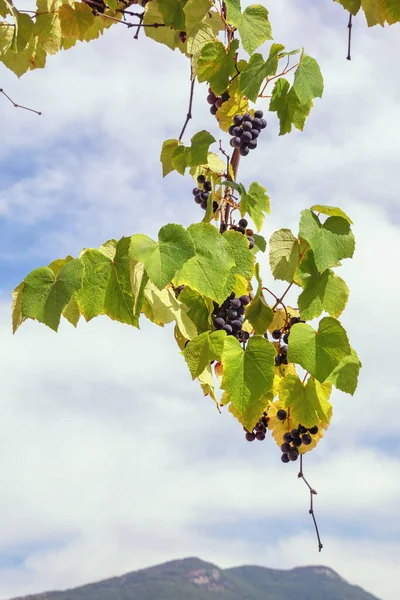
top-left (262, 287), bottom-right (279, 302)
top-left (178, 72), bottom-right (195, 141)
top-left (347, 13), bottom-right (353, 60)
top-left (133, 12), bottom-right (144, 38)
top-left (0, 88), bottom-right (42, 115)
top-left (219, 140), bottom-right (230, 176)
top-left (298, 455), bottom-right (323, 552)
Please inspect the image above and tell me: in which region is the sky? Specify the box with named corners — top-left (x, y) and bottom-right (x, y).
top-left (0, 1), bottom-right (400, 599)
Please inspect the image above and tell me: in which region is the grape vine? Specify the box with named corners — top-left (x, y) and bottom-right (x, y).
top-left (4, 0), bottom-right (400, 551)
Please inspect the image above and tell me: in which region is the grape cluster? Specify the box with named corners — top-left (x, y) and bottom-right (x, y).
top-left (268, 315), bottom-right (304, 366)
top-left (229, 218), bottom-right (255, 249)
top-left (207, 87), bottom-right (230, 116)
top-left (213, 292), bottom-right (250, 341)
top-left (280, 424), bottom-right (319, 463)
top-left (244, 412), bottom-right (269, 442)
top-left (192, 175), bottom-right (218, 212)
top-left (228, 110), bottom-right (267, 157)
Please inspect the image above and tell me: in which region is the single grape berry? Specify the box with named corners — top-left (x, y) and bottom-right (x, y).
top-left (242, 121), bottom-right (252, 131)
top-left (248, 238), bottom-right (254, 249)
top-left (291, 428), bottom-right (300, 439)
top-left (246, 432), bottom-right (256, 442)
top-left (238, 218), bottom-right (248, 228)
top-left (194, 194), bottom-right (202, 205)
top-left (204, 181), bottom-right (212, 192)
top-left (200, 200), bottom-right (208, 210)
top-left (223, 324), bottom-right (233, 334)
top-left (254, 109), bottom-right (264, 119)
top-left (256, 431), bottom-right (266, 441)
top-left (231, 319), bottom-right (242, 331)
top-left (228, 125), bottom-right (235, 136)
top-left (256, 422), bottom-right (265, 432)
top-left (232, 126), bottom-right (242, 137)
top-left (210, 105), bottom-right (217, 115)
top-left (242, 131), bottom-right (252, 143)
top-left (277, 409), bottom-right (287, 421)
top-left (197, 175), bottom-right (206, 184)
top-left (214, 317), bottom-right (225, 329)
top-left (272, 329), bottom-right (281, 340)
top-left (288, 450), bottom-right (299, 461)
top-left (283, 333), bottom-right (289, 344)
top-left (283, 432), bottom-right (292, 443)
top-left (192, 187), bottom-right (200, 196)
top-left (290, 316), bottom-right (300, 326)
top-left (237, 305), bottom-right (245, 316)
top-left (292, 437), bottom-right (302, 448)
top-left (234, 114), bottom-right (243, 125)
top-left (207, 93), bottom-right (217, 105)
top-left (252, 117), bottom-right (262, 129)
top-left (230, 298), bottom-right (241, 309)
top-left (281, 442), bottom-right (291, 453)
top-left (232, 137), bottom-right (242, 148)
top-left (298, 425), bottom-right (307, 434)
top-left (221, 91), bottom-right (230, 102)
top-left (239, 295), bottom-right (250, 305)
top-left (281, 453), bottom-right (290, 463)
top-left (246, 229), bottom-right (254, 236)
top-left (309, 425), bottom-right (319, 435)
top-left (200, 192), bottom-right (210, 202)
top-left (243, 113), bottom-right (251, 121)
top-left (260, 118), bottom-right (267, 129)
top-left (240, 146), bottom-right (250, 156)
top-left (226, 308), bottom-right (237, 320)
top-left (302, 434), bottom-right (312, 445)
top-left (236, 226), bottom-right (246, 234)
top-left (280, 343), bottom-right (288, 355)
top-left (248, 140), bottom-right (257, 150)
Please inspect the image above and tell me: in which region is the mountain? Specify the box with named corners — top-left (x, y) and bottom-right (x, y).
top-left (9, 556), bottom-right (381, 600)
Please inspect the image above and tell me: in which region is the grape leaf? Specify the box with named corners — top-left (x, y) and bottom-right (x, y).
top-left (173, 223), bottom-right (236, 304)
top-left (142, 282), bottom-right (197, 340)
top-left (326, 350), bottom-right (361, 395)
top-left (225, 0), bottom-right (273, 55)
top-left (311, 204), bottom-right (353, 224)
top-left (288, 317), bottom-right (352, 382)
top-left (223, 229), bottom-right (254, 286)
top-left (179, 286), bottom-right (211, 334)
top-left (14, 12), bottom-right (34, 53)
top-left (1, 34), bottom-right (46, 76)
top-left (198, 363), bottom-right (219, 405)
top-left (197, 39), bottom-right (239, 96)
top-left (59, 3), bottom-right (95, 41)
top-left (252, 234), bottom-right (267, 253)
top-left (279, 373), bottom-right (332, 429)
top-left (12, 282), bottom-right (25, 333)
top-left (216, 80), bottom-right (249, 132)
top-left (130, 260), bottom-right (149, 323)
top-left (183, 330), bottom-right (226, 379)
top-left (222, 334), bottom-right (275, 430)
top-left (21, 259), bottom-right (83, 332)
top-left (171, 130), bottom-right (216, 175)
top-left (299, 210), bottom-right (355, 273)
top-left (187, 22), bottom-right (216, 74)
top-left (298, 267), bottom-right (350, 321)
top-left (0, 24), bottom-right (14, 56)
top-left (292, 54), bottom-right (324, 105)
top-left (130, 224), bottom-right (195, 290)
top-left (240, 182), bottom-right (270, 232)
top-left (0, 0), bottom-right (7, 17)
top-left (144, 0), bottom-right (186, 52)
top-left (245, 263), bottom-right (273, 334)
top-left (269, 78), bottom-right (313, 135)
top-left (239, 44), bottom-right (284, 102)
top-left (269, 228), bottom-right (300, 282)
top-left (184, 0), bottom-right (212, 36)
top-left (160, 139), bottom-right (180, 177)
top-left (158, 0), bottom-right (188, 29)
top-left (334, 0), bottom-right (361, 13)
top-left (378, 0), bottom-right (400, 24)
top-left (76, 237), bottom-right (136, 326)
top-left (62, 296), bottom-right (81, 327)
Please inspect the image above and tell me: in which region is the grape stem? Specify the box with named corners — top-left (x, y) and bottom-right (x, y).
top-left (347, 13), bottom-right (353, 60)
top-left (298, 455), bottom-right (323, 552)
top-left (178, 72), bottom-right (195, 141)
top-left (0, 88), bottom-right (41, 115)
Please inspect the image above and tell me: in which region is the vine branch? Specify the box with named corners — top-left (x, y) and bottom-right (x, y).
top-left (298, 455), bottom-right (323, 552)
top-left (0, 88), bottom-right (42, 115)
top-left (178, 72), bottom-right (195, 141)
top-left (347, 13), bottom-right (353, 60)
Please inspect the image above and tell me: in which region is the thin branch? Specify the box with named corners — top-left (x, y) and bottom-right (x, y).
top-left (347, 13), bottom-right (353, 60)
top-left (259, 62), bottom-right (299, 97)
top-left (178, 71), bottom-right (195, 141)
top-left (262, 287), bottom-right (280, 303)
top-left (133, 11), bottom-right (144, 39)
top-left (298, 455), bottom-right (323, 552)
top-left (219, 139), bottom-right (230, 176)
top-left (0, 88), bottom-right (42, 115)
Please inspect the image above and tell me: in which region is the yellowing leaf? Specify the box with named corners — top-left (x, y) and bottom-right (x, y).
top-left (59, 2), bottom-right (95, 40)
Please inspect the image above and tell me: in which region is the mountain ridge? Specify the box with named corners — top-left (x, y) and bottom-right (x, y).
top-left (8, 556), bottom-right (381, 600)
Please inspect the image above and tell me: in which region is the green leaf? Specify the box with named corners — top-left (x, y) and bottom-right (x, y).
top-left (160, 139), bottom-right (180, 177)
top-left (130, 224), bottom-right (195, 290)
top-left (245, 263), bottom-right (273, 334)
top-left (130, 260), bottom-right (149, 323)
top-left (21, 259), bottom-right (83, 332)
top-left (379, 0), bottom-right (400, 24)
top-left (240, 181), bottom-right (270, 232)
top-left (197, 363), bottom-right (219, 405)
top-left (223, 229), bottom-right (254, 282)
top-left (269, 228), bottom-right (300, 282)
top-left (62, 296), bottom-right (81, 327)
top-left (197, 39), bottom-right (239, 95)
top-left (184, 0), bottom-right (212, 36)
top-left (311, 204), bottom-right (353, 224)
top-left (298, 264), bottom-right (350, 321)
top-left (76, 237), bottom-right (136, 326)
top-left (334, 0), bottom-right (361, 14)
top-left (183, 330), bottom-right (226, 379)
top-left (239, 44), bottom-right (284, 102)
top-left (225, 0), bottom-right (273, 55)
top-left (187, 22), bottom-right (216, 74)
top-left (142, 282), bottom-right (197, 340)
top-left (173, 223), bottom-right (235, 304)
top-left (33, 0), bottom-right (61, 56)
top-left (1, 34), bottom-right (46, 76)
top-left (299, 210), bottom-right (355, 273)
top-left (269, 78), bottom-right (313, 135)
top-left (14, 12), bottom-right (34, 53)
top-left (171, 130), bottom-right (215, 175)
top-left (179, 287), bottom-right (211, 334)
top-left (288, 317), bottom-right (352, 383)
top-left (144, 0), bottom-right (186, 51)
top-left (0, 23), bottom-right (14, 56)
top-left (280, 374), bottom-right (332, 429)
top-left (222, 335), bottom-right (275, 431)
top-left (252, 234), bottom-right (267, 253)
top-left (59, 2), bottom-right (95, 41)
top-left (104, 0), bottom-right (117, 10)
top-left (326, 350), bottom-right (361, 395)
top-left (158, 0), bottom-right (188, 29)
top-left (292, 54), bottom-right (324, 105)
top-left (0, 0), bottom-right (7, 17)
top-left (12, 282), bottom-right (25, 333)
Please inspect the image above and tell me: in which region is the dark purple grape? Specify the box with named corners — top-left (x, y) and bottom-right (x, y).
top-left (229, 138), bottom-right (236, 148)
top-left (277, 409), bottom-right (287, 421)
top-left (302, 434), bottom-right (312, 445)
top-left (281, 442), bottom-right (291, 453)
top-left (210, 105), bottom-right (217, 115)
top-left (290, 316), bottom-right (300, 326)
top-left (221, 91), bottom-right (230, 102)
top-left (283, 432), bottom-right (292, 443)
top-left (215, 97), bottom-right (223, 108)
top-left (291, 428), bottom-right (300, 439)
top-left (252, 117), bottom-right (262, 129)
top-left (240, 145), bottom-right (250, 156)
top-left (239, 295), bottom-right (250, 305)
top-left (309, 426), bottom-right (319, 435)
top-left (250, 129), bottom-right (260, 139)
top-left (207, 93), bottom-right (217, 105)
top-left (226, 308), bottom-right (237, 320)
top-left (261, 416), bottom-right (268, 427)
top-left (272, 330), bottom-right (281, 340)
top-left (228, 125), bottom-right (235, 135)
top-left (298, 425), bottom-right (307, 434)
top-left (200, 192), bottom-right (210, 202)
top-left (242, 121), bottom-right (252, 131)
top-left (248, 238), bottom-right (254, 249)
top-left (283, 333), bottom-right (289, 344)
top-left (204, 180), bottom-right (212, 192)
top-left (223, 324), bottom-right (233, 334)
top-left (234, 114), bottom-right (243, 125)
top-left (231, 319), bottom-right (242, 331)
top-left (237, 305), bottom-right (245, 316)
top-left (232, 126), bottom-right (242, 137)
top-left (292, 437), bottom-right (302, 447)
top-left (192, 187), bottom-right (200, 196)
top-left (232, 137), bottom-right (242, 148)
top-left (230, 298), bottom-right (241, 309)
top-left (246, 432), bottom-right (256, 442)
top-left (281, 453), bottom-right (290, 463)
top-left (243, 113), bottom-right (252, 121)
top-left (254, 109), bottom-right (264, 118)
top-left (256, 421), bottom-right (265, 432)
top-left (260, 118), bottom-right (267, 129)
top-left (248, 140), bottom-right (257, 150)
top-left (241, 131), bottom-right (252, 143)
top-left (288, 449), bottom-right (299, 461)
top-left (236, 226), bottom-right (246, 234)
top-left (281, 356), bottom-right (288, 365)
top-left (194, 194), bottom-right (202, 205)
top-left (200, 200), bottom-right (208, 210)
top-left (213, 201), bottom-right (218, 212)
top-left (216, 310), bottom-right (226, 319)
top-left (280, 344), bottom-right (288, 355)
top-left (197, 175), bottom-right (206, 184)
top-left (238, 218), bottom-right (248, 228)
top-left (256, 431), bottom-right (266, 441)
